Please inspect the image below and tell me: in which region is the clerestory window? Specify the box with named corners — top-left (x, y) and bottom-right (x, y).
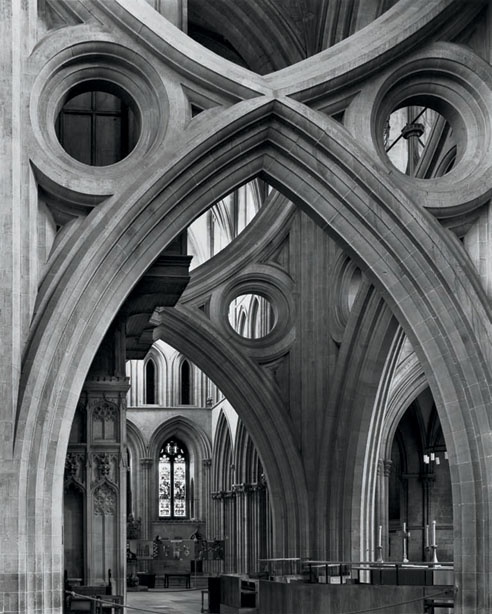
top-left (145, 359), bottom-right (156, 404)
top-left (180, 360), bottom-right (192, 405)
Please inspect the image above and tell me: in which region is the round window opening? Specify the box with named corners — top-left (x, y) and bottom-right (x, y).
top-left (384, 106), bottom-right (456, 178)
top-left (55, 83), bottom-right (140, 166)
top-left (228, 293), bottom-right (275, 339)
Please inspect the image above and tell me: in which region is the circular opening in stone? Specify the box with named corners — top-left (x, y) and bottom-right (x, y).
top-left (228, 293), bottom-right (275, 339)
top-left (55, 81), bottom-right (140, 166)
top-left (384, 105), bottom-right (456, 178)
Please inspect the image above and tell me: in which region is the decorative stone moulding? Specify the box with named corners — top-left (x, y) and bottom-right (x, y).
top-left (93, 0), bottom-right (267, 102)
top-left (64, 452), bottom-right (87, 490)
top-left (92, 401), bottom-right (117, 421)
top-left (266, 0), bottom-right (485, 103)
top-left (93, 452), bottom-right (118, 482)
top-left (209, 263), bottom-right (295, 362)
top-left (344, 42), bottom-right (492, 219)
top-left (94, 482), bottom-right (118, 515)
top-left (29, 37), bottom-right (174, 208)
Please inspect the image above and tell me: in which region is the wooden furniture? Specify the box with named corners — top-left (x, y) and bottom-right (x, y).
top-left (67, 596), bottom-right (97, 613)
top-left (164, 572), bottom-right (191, 588)
top-left (220, 575), bottom-right (258, 613)
top-left (136, 572), bottom-right (156, 588)
top-left (65, 588), bottom-right (104, 614)
top-left (208, 576), bottom-right (221, 614)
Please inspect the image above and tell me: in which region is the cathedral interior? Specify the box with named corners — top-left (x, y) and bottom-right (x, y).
top-left (2, 0), bottom-right (492, 613)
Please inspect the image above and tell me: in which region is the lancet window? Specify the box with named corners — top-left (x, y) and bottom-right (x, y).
top-left (180, 360), bottom-right (192, 404)
top-left (145, 359), bottom-right (156, 405)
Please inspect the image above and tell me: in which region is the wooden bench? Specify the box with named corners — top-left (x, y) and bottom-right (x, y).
top-left (66, 592), bottom-right (123, 614)
top-left (164, 572), bottom-right (191, 588)
top-left (67, 596), bottom-right (97, 613)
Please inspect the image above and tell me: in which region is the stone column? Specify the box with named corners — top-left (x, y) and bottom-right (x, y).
top-left (139, 458), bottom-right (154, 540)
top-left (223, 490), bottom-right (236, 573)
top-left (256, 476), bottom-right (269, 570)
top-left (200, 459), bottom-right (211, 575)
top-left (202, 458), bottom-right (212, 531)
top-left (242, 483), bottom-right (256, 574)
top-left (232, 483), bottom-right (247, 574)
top-left (250, 484), bottom-right (259, 573)
top-left (82, 376), bottom-right (130, 595)
top-left (0, 3), bottom-right (39, 610)
top-left (376, 459), bottom-right (392, 560)
top-left (210, 491), bottom-right (225, 575)
top-left (422, 474), bottom-right (435, 561)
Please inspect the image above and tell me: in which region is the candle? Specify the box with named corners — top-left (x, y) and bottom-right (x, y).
top-left (378, 525), bottom-right (382, 548)
top-left (403, 522), bottom-right (406, 534)
top-left (425, 524), bottom-right (429, 548)
top-left (431, 520), bottom-right (436, 546)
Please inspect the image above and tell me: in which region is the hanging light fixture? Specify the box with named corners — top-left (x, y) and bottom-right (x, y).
top-left (423, 448), bottom-right (447, 465)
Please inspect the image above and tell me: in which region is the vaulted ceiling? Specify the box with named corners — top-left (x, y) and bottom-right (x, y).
top-left (188, 0), bottom-right (398, 73)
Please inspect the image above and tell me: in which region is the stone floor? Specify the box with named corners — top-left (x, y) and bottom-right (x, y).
top-left (126, 588), bottom-right (206, 614)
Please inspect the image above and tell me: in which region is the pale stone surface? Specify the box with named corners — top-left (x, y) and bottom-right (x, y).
top-left (2, 1), bottom-right (492, 612)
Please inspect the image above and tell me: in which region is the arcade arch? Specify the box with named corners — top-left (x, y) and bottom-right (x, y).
top-left (15, 80), bottom-right (492, 614)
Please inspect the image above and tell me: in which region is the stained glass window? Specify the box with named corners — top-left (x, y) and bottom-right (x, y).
top-left (159, 439), bottom-right (188, 518)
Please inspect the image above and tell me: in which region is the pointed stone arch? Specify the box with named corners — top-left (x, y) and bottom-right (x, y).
top-left (144, 343), bottom-right (169, 406)
top-left (212, 411), bottom-right (234, 492)
top-left (149, 416), bottom-right (212, 462)
top-left (14, 96), bottom-right (492, 611)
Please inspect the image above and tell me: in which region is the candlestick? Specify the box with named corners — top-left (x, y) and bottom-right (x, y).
top-left (402, 532), bottom-right (408, 563)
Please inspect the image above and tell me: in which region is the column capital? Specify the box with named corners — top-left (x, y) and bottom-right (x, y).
top-left (83, 375), bottom-right (131, 394)
top-left (383, 459), bottom-right (393, 477)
